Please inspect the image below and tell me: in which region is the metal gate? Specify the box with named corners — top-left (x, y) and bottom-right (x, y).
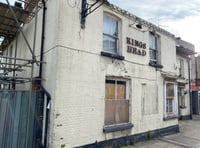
top-left (0, 90), bottom-right (44, 148)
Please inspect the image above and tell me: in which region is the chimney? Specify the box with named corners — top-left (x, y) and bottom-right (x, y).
top-left (24, 0), bottom-right (37, 12)
top-left (14, 1), bottom-right (22, 8)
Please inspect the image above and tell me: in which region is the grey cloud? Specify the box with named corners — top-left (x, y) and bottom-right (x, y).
top-left (109, 0), bottom-right (200, 21)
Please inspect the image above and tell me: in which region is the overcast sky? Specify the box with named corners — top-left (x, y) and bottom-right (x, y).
top-left (109, 0), bottom-right (200, 52)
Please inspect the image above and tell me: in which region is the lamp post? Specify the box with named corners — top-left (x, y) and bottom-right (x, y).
top-left (188, 55), bottom-right (193, 119)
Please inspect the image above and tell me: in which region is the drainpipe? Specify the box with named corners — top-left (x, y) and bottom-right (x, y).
top-left (39, 1), bottom-right (51, 148)
top-left (188, 57), bottom-right (192, 119)
top-left (39, 0), bottom-right (46, 78)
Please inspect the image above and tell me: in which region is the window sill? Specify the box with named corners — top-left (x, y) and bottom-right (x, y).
top-left (180, 106), bottom-right (187, 109)
top-left (149, 62), bottom-right (163, 68)
top-left (178, 75), bottom-right (185, 78)
top-left (163, 115), bottom-right (178, 121)
top-left (101, 51), bottom-right (125, 60)
top-left (103, 122), bottom-right (133, 133)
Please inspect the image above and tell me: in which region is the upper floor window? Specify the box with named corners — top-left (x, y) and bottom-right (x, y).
top-left (149, 32), bottom-right (163, 68)
top-left (149, 32), bottom-right (157, 64)
top-left (103, 14), bottom-right (119, 54)
top-left (179, 59), bottom-right (184, 77)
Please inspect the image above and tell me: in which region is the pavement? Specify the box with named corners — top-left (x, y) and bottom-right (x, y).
top-left (124, 115), bottom-right (200, 148)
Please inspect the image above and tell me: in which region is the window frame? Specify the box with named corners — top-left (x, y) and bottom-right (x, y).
top-left (149, 32), bottom-right (163, 68)
top-left (179, 59), bottom-right (184, 78)
top-left (103, 77), bottom-right (133, 132)
top-left (164, 81), bottom-right (178, 119)
top-left (101, 13), bottom-right (125, 60)
top-left (103, 13), bottom-right (119, 54)
top-left (178, 86), bottom-right (186, 108)
top-left (105, 78), bottom-right (129, 100)
top-left (149, 32), bottom-right (157, 64)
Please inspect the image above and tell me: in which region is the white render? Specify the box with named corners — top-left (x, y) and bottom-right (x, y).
top-left (3, 0), bottom-right (182, 147)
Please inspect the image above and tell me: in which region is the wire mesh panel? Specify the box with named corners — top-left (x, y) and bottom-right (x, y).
top-left (0, 90), bottom-right (44, 148)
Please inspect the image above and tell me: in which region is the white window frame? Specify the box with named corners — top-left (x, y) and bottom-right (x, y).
top-left (164, 81), bottom-right (178, 118)
top-left (103, 13), bottom-right (119, 54)
top-left (179, 59), bottom-right (184, 77)
top-left (178, 86), bottom-right (185, 108)
top-left (149, 32), bottom-right (158, 64)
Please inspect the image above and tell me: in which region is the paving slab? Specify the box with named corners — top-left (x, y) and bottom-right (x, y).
top-left (125, 139), bottom-right (183, 148)
top-left (161, 134), bottom-right (200, 148)
top-left (124, 115), bottom-right (200, 148)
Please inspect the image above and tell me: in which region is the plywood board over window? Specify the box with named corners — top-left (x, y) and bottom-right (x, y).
top-left (142, 81), bottom-right (158, 115)
top-left (105, 80), bottom-right (115, 99)
top-left (117, 81), bottom-right (126, 99)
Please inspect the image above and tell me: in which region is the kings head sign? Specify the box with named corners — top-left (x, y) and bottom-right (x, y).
top-left (126, 37), bottom-right (146, 56)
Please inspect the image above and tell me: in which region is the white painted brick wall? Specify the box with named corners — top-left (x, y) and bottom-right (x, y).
top-left (4, 0), bottom-right (180, 147)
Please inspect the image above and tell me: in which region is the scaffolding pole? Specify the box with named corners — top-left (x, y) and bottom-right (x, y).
top-left (0, 0), bottom-right (42, 86)
top-left (26, 0), bottom-right (39, 147)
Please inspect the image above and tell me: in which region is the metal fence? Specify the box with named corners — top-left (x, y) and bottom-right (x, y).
top-left (0, 90), bottom-right (44, 148)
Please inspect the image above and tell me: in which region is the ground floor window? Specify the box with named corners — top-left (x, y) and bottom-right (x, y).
top-left (178, 87), bottom-right (186, 108)
top-left (104, 78), bottom-right (129, 126)
top-left (166, 99), bottom-right (173, 113)
top-left (164, 81), bottom-right (178, 119)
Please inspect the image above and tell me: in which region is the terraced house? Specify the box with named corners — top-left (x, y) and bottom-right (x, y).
top-left (176, 38), bottom-right (195, 120)
top-left (0, 0), bottom-right (195, 148)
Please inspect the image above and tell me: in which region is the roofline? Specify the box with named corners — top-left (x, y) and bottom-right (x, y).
top-left (104, 2), bottom-right (175, 38)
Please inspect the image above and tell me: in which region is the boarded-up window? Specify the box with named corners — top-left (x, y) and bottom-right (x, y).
top-left (117, 81), bottom-right (126, 99)
top-left (142, 82), bottom-right (158, 115)
top-left (105, 80), bottom-right (115, 99)
top-left (105, 79), bottom-right (129, 125)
